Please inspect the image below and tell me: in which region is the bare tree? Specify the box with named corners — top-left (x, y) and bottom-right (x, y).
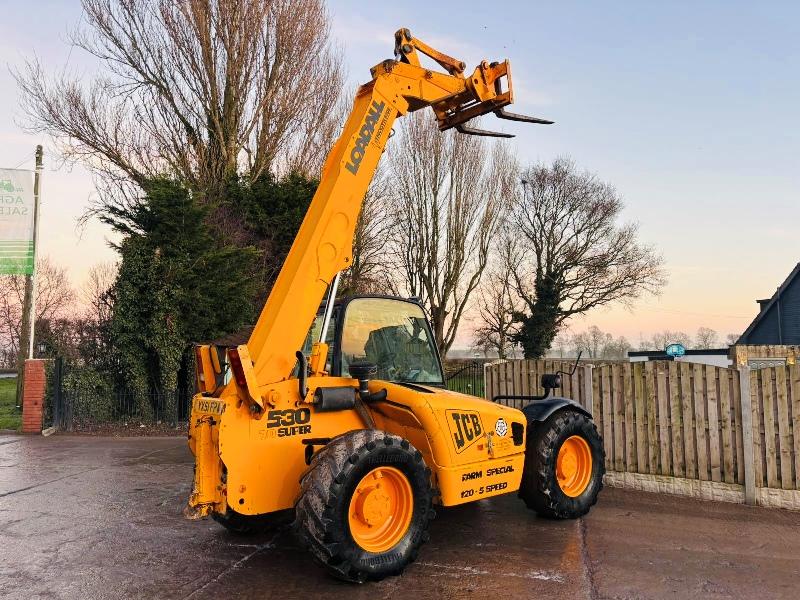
top-left (387, 113), bottom-right (516, 356)
top-left (695, 326), bottom-right (719, 349)
top-left (339, 165), bottom-right (396, 296)
top-left (645, 330), bottom-right (692, 351)
top-left (82, 262), bottom-right (118, 323)
top-left (0, 257), bottom-right (76, 367)
top-left (601, 335), bottom-right (632, 360)
top-left (549, 329), bottom-right (572, 358)
top-left (725, 333), bottom-right (741, 346)
top-left (16, 0), bottom-right (344, 195)
top-left (505, 157), bottom-right (666, 358)
top-left (568, 325), bottom-right (631, 360)
top-left (472, 261), bottom-right (521, 359)
top-left (571, 326), bottom-right (610, 359)
top-left (69, 262), bottom-right (118, 370)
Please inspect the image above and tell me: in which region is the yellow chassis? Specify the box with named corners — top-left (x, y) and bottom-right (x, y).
top-left (188, 377), bottom-right (526, 517)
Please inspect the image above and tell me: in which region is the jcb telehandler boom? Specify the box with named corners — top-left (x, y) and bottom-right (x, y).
top-left (187, 28), bottom-right (604, 583)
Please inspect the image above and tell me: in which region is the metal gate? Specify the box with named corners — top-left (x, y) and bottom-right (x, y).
top-left (49, 357), bottom-right (192, 430)
top-left (50, 357), bottom-right (67, 429)
top-left (445, 361), bottom-right (484, 397)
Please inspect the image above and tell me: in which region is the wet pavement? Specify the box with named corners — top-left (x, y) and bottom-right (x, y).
top-left (1, 434), bottom-right (799, 599)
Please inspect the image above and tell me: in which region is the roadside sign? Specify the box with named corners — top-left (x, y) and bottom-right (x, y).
top-left (0, 168), bottom-right (35, 274)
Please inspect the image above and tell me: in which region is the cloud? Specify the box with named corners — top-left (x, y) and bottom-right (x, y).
top-left (330, 13), bottom-right (395, 51)
top-left (509, 73), bottom-right (556, 109)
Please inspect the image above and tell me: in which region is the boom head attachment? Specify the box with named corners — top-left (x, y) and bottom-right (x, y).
top-left (393, 28), bottom-right (553, 138)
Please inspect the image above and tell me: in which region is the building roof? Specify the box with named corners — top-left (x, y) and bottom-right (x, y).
top-left (628, 349), bottom-right (730, 358)
top-left (738, 262), bottom-right (800, 345)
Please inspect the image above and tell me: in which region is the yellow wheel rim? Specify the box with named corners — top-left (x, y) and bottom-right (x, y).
top-left (556, 435), bottom-right (593, 497)
top-left (348, 466), bottom-right (414, 553)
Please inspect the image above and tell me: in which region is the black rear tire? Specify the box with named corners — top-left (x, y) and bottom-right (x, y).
top-left (294, 430), bottom-right (434, 583)
top-left (519, 409), bottom-right (605, 519)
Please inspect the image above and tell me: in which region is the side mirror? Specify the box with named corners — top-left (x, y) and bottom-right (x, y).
top-left (349, 362), bottom-right (378, 399)
top-left (540, 373), bottom-right (561, 391)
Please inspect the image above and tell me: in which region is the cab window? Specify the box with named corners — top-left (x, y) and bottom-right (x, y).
top-left (340, 298), bottom-right (443, 384)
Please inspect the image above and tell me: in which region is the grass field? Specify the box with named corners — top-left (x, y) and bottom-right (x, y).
top-left (0, 378), bottom-right (20, 430)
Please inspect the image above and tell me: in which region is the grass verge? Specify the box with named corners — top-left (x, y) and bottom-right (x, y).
top-left (0, 378), bottom-right (20, 430)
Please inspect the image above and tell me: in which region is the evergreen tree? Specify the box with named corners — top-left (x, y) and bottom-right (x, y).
top-left (109, 179), bottom-right (259, 406)
top-left (224, 173), bottom-right (318, 292)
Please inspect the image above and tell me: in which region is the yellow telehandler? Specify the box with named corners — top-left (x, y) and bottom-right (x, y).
top-left (186, 28), bottom-right (605, 582)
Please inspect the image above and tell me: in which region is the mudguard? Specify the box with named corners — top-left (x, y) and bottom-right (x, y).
top-left (521, 396), bottom-right (592, 425)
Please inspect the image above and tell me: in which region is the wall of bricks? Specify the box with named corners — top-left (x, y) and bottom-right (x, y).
top-left (21, 359), bottom-right (46, 434)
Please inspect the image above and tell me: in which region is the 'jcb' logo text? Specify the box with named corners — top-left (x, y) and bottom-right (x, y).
top-left (447, 410), bottom-right (484, 453)
top-left (345, 100), bottom-right (386, 175)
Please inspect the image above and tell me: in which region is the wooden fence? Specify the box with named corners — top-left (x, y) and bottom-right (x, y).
top-left (484, 360), bottom-right (593, 412)
top-left (484, 360), bottom-right (800, 510)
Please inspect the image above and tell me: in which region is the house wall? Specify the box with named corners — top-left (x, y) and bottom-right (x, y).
top-left (742, 270), bottom-right (800, 344)
top-left (746, 305), bottom-right (781, 344)
top-left (783, 275), bottom-right (800, 342)
top-left (730, 344), bottom-right (800, 367)
top-left (677, 354), bottom-right (732, 368)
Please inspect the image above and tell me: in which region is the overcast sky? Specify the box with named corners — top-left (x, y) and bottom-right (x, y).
top-left (1, 1), bottom-right (798, 348)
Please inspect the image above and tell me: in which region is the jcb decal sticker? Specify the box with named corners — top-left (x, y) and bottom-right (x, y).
top-left (446, 410), bottom-right (484, 454)
top-left (266, 408), bottom-right (311, 437)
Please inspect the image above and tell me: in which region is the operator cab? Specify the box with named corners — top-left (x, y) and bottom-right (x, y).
top-left (301, 296), bottom-right (445, 387)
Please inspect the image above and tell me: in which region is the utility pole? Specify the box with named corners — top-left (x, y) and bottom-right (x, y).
top-left (15, 145), bottom-right (42, 409)
top-left (28, 146), bottom-right (43, 359)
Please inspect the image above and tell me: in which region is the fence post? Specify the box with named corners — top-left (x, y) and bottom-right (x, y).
top-left (738, 366), bottom-right (756, 505)
top-left (483, 362), bottom-right (490, 400)
top-left (583, 364), bottom-right (594, 415)
top-left (52, 356), bottom-right (63, 429)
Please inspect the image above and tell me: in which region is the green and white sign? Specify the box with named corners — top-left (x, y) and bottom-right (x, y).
top-left (0, 169), bottom-right (35, 275)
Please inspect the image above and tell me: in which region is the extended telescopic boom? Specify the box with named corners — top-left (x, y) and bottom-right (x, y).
top-left (239, 28), bottom-right (551, 405)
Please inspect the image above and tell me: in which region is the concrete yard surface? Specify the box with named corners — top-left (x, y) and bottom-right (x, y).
top-left (1, 435), bottom-right (798, 599)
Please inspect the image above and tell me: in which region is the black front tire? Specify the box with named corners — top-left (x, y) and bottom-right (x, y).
top-left (294, 430), bottom-right (434, 583)
top-left (519, 409), bottom-right (605, 519)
